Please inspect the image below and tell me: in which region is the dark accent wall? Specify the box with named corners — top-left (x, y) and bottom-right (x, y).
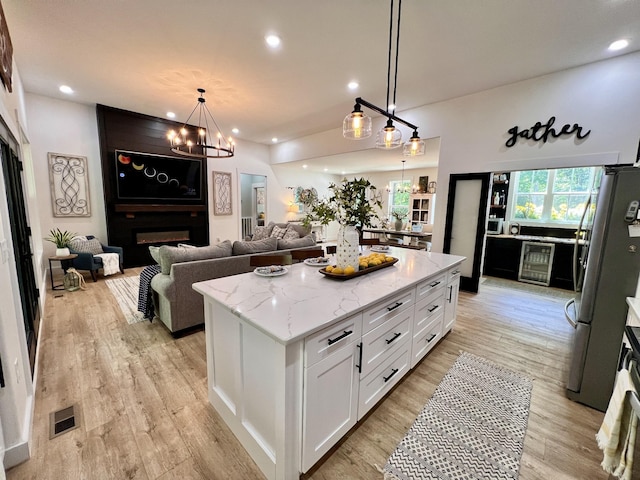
top-left (97, 104), bottom-right (209, 268)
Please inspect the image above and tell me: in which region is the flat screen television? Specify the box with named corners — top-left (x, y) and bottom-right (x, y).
top-left (115, 150), bottom-right (203, 202)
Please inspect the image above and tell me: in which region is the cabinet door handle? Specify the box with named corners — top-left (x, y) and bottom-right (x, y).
top-left (447, 286), bottom-right (453, 302)
top-left (428, 304), bottom-right (438, 313)
top-left (0, 355), bottom-right (4, 388)
top-left (355, 343), bottom-right (363, 374)
top-left (429, 280), bottom-right (441, 288)
top-left (383, 368), bottom-right (399, 383)
top-left (427, 333), bottom-right (437, 343)
top-left (452, 270), bottom-right (460, 275)
top-left (385, 332), bottom-right (402, 344)
top-left (387, 301), bottom-right (403, 312)
top-left (327, 330), bottom-right (353, 345)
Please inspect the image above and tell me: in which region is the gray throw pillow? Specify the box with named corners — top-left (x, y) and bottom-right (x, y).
top-left (277, 234), bottom-right (316, 250)
top-left (282, 227), bottom-right (300, 240)
top-left (70, 237), bottom-right (104, 255)
top-left (158, 240), bottom-right (233, 275)
top-left (270, 225), bottom-right (288, 239)
top-left (149, 246), bottom-right (160, 264)
top-left (252, 225), bottom-right (270, 241)
top-left (232, 237), bottom-right (278, 255)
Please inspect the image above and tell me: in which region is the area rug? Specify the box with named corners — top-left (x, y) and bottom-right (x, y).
top-left (105, 276), bottom-right (146, 325)
top-left (383, 352), bottom-right (532, 480)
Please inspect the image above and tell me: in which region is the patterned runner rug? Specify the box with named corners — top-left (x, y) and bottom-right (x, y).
top-left (383, 352), bottom-right (532, 480)
top-left (105, 276), bottom-right (146, 324)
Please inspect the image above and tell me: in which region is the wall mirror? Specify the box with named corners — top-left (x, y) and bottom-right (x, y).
top-left (240, 173), bottom-right (266, 238)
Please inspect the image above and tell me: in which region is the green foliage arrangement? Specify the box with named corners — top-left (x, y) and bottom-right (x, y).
top-left (391, 209), bottom-right (408, 221)
top-left (44, 228), bottom-right (76, 248)
top-left (302, 178), bottom-right (383, 229)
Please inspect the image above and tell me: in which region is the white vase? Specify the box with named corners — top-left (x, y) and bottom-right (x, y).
top-left (336, 225), bottom-right (360, 270)
top-left (56, 247), bottom-right (70, 257)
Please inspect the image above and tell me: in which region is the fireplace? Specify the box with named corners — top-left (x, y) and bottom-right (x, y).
top-left (136, 230), bottom-right (190, 245)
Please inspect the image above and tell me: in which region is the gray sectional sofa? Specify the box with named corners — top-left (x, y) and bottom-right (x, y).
top-left (150, 222), bottom-right (317, 335)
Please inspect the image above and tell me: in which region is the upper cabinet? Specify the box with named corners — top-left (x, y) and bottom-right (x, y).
top-left (490, 172), bottom-right (510, 220)
top-left (409, 193), bottom-right (436, 227)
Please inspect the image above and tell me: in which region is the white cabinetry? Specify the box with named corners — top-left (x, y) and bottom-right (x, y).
top-left (443, 268), bottom-right (461, 334)
top-left (303, 314), bottom-right (362, 472)
top-left (409, 193), bottom-right (435, 228)
top-left (411, 273), bottom-right (447, 367)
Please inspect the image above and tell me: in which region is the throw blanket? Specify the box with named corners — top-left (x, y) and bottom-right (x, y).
top-left (94, 252), bottom-right (120, 276)
top-left (137, 264), bottom-right (161, 320)
top-left (596, 365), bottom-right (639, 479)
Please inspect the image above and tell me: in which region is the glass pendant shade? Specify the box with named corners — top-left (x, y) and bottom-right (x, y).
top-left (375, 123), bottom-right (402, 149)
top-left (343, 111), bottom-right (372, 139)
top-left (403, 135), bottom-right (426, 156)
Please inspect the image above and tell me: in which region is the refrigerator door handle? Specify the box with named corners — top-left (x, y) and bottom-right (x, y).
top-left (564, 298), bottom-right (577, 328)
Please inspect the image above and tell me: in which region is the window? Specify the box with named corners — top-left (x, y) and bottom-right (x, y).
top-left (388, 180), bottom-right (411, 219)
top-left (509, 167), bottom-right (598, 225)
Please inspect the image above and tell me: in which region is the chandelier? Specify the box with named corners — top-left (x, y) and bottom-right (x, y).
top-left (167, 88), bottom-right (234, 159)
top-left (342, 0), bottom-right (425, 156)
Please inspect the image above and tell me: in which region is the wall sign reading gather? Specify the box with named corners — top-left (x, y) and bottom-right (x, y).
top-left (505, 116), bottom-right (590, 148)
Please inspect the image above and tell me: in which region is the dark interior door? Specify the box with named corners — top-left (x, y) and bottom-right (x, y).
top-left (443, 173), bottom-right (491, 293)
top-left (1, 133), bottom-right (40, 374)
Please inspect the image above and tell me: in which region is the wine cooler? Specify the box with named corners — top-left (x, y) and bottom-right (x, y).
top-left (518, 241), bottom-right (555, 286)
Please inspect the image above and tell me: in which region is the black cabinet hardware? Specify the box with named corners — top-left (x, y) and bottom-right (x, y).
top-left (356, 343), bottom-right (363, 373)
top-left (447, 286), bottom-right (453, 302)
top-left (427, 333), bottom-right (437, 343)
top-left (429, 280), bottom-right (441, 288)
top-left (385, 332), bottom-right (402, 344)
top-left (387, 301), bottom-right (403, 312)
top-left (383, 368), bottom-right (399, 383)
top-left (327, 330), bottom-right (353, 345)
top-left (428, 305), bottom-right (438, 312)
top-left (0, 355), bottom-right (4, 388)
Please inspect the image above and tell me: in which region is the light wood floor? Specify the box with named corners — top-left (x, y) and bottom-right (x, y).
top-left (7, 270), bottom-right (611, 479)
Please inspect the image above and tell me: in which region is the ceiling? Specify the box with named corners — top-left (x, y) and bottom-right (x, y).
top-left (3, 0), bottom-right (639, 173)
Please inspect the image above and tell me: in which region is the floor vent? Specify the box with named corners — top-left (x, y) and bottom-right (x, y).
top-left (49, 404), bottom-right (80, 439)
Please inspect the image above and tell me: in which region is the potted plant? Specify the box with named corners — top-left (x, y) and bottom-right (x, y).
top-left (391, 209), bottom-right (408, 231)
top-left (303, 178), bottom-right (382, 269)
top-left (45, 228), bottom-right (76, 257)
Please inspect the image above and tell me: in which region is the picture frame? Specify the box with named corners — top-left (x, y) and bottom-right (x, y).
top-left (212, 171), bottom-right (233, 215)
top-left (418, 176), bottom-right (429, 193)
top-left (48, 152), bottom-right (91, 217)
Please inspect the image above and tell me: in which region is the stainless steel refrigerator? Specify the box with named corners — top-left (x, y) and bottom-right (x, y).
top-left (565, 165), bottom-right (640, 412)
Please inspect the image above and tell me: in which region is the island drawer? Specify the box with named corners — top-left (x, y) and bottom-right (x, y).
top-left (358, 343), bottom-right (411, 420)
top-left (415, 273), bottom-right (447, 302)
top-left (305, 313), bottom-right (363, 368)
top-left (414, 287), bottom-right (446, 332)
top-left (360, 308), bottom-right (412, 378)
top-left (362, 288), bottom-right (415, 334)
top-left (411, 311), bottom-right (443, 368)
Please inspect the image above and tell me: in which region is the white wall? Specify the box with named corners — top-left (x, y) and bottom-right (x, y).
top-left (270, 52), bottom-right (640, 252)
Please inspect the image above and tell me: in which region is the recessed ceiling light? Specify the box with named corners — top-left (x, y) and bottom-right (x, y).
top-left (324, 168), bottom-right (328, 172)
top-left (302, 164), bottom-right (308, 169)
top-left (272, 137), bottom-right (278, 143)
top-left (231, 127), bottom-right (239, 134)
top-left (608, 39), bottom-right (629, 51)
top-left (341, 171), bottom-right (346, 175)
top-left (59, 85), bottom-right (73, 94)
top-left (348, 81), bottom-right (359, 90)
top-left (265, 34), bottom-right (281, 48)
top-left (166, 111), bottom-right (176, 119)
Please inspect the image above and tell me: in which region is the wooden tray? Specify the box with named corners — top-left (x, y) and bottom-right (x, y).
top-left (319, 257), bottom-right (399, 280)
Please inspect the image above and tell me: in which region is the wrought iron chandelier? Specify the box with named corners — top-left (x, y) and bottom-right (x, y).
top-left (167, 88), bottom-right (235, 159)
top-left (342, 0), bottom-right (425, 156)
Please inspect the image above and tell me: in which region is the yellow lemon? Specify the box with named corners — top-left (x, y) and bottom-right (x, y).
top-left (325, 265), bottom-right (334, 272)
top-left (332, 266), bottom-right (344, 275)
top-left (344, 265), bottom-right (356, 275)
top-left (385, 256), bottom-right (394, 262)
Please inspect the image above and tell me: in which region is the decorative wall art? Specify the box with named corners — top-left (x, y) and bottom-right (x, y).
top-left (48, 152), bottom-right (91, 217)
top-left (0, 2), bottom-right (13, 93)
top-left (418, 176), bottom-right (429, 193)
top-left (212, 171), bottom-right (232, 215)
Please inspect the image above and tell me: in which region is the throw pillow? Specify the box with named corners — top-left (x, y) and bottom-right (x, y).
top-left (277, 234), bottom-right (316, 250)
top-left (158, 240), bottom-right (233, 275)
top-left (270, 224), bottom-right (288, 239)
top-left (149, 246), bottom-right (160, 264)
top-left (232, 237), bottom-right (278, 255)
top-left (70, 237), bottom-right (104, 255)
top-left (252, 225), bottom-right (270, 241)
top-left (282, 227), bottom-right (300, 240)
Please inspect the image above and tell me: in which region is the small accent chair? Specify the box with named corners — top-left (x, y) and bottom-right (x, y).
top-left (250, 254), bottom-right (293, 267)
top-left (291, 248), bottom-right (324, 263)
top-left (66, 235), bottom-right (124, 281)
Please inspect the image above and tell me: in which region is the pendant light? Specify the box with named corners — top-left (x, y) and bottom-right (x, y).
top-left (342, 0), bottom-right (426, 156)
top-left (167, 88), bottom-right (234, 159)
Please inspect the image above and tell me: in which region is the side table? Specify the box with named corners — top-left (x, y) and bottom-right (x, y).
top-left (48, 254), bottom-right (78, 291)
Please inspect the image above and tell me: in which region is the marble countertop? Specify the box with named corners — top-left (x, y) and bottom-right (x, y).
top-left (192, 248), bottom-right (465, 345)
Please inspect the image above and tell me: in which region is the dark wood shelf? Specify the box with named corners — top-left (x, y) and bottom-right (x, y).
top-left (114, 204), bottom-right (207, 213)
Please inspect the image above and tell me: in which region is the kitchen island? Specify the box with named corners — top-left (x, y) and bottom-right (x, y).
top-left (193, 248), bottom-right (465, 480)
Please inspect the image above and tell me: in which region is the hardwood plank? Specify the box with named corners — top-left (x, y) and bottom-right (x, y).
top-left (7, 273), bottom-right (612, 480)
